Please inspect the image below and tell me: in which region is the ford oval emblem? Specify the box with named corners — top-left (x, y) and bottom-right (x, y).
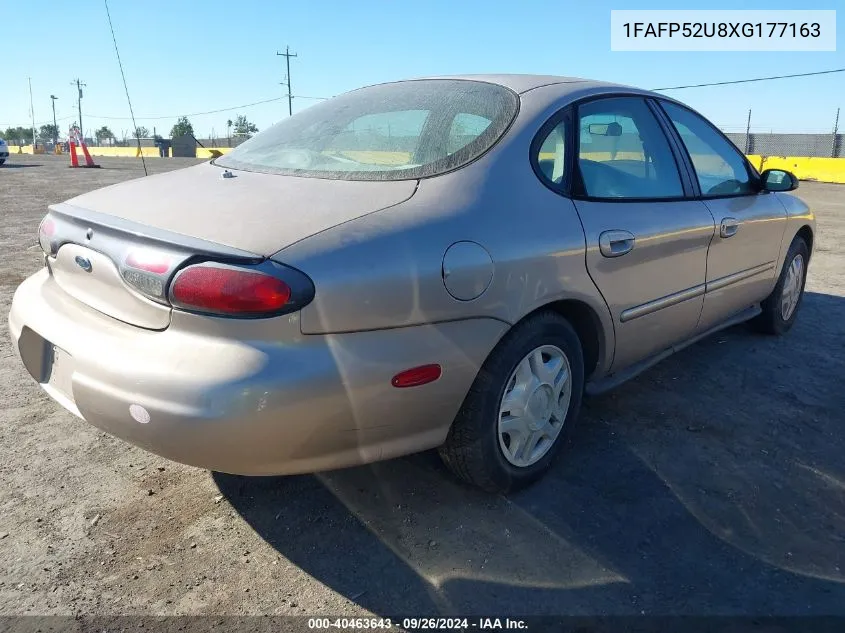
top-left (74, 255), bottom-right (92, 272)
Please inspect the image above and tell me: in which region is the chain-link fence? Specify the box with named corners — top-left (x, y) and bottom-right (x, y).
top-left (718, 107), bottom-right (841, 157)
top-left (724, 132), bottom-right (843, 158)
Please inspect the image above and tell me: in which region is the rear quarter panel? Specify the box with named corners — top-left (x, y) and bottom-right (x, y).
top-left (275, 85), bottom-right (615, 376)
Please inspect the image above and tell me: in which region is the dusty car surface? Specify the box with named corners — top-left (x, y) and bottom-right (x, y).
top-left (8, 75), bottom-right (814, 492)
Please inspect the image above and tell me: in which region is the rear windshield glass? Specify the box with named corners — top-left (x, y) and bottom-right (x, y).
top-left (216, 80), bottom-right (518, 180)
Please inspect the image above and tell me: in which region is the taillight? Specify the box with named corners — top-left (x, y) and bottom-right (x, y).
top-left (38, 217), bottom-right (56, 255)
top-left (126, 250), bottom-right (171, 274)
top-left (170, 263), bottom-right (294, 316)
top-left (122, 249), bottom-right (174, 299)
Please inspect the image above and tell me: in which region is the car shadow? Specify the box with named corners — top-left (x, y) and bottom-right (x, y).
top-left (213, 291), bottom-right (845, 616)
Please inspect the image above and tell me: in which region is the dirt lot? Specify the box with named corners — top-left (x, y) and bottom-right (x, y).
top-left (1, 154), bottom-right (844, 617)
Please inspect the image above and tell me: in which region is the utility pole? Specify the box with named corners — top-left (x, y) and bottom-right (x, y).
top-left (50, 95), bottom-right (59, 144)
top-left (71, 78), bottom-right (86, 139)
top-left (28, 77), bottom-right (36, 147)
top-left (832, 107), bottom-right (840, 158)
top-left (276, 46), bottom-right (298, 116)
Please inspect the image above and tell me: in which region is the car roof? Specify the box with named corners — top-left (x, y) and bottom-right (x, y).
top-left (413, 73), bottom-right (652, 96)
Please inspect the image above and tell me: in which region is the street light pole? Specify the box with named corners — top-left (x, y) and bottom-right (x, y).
top-left (50, 95), bottom-right (59, 145)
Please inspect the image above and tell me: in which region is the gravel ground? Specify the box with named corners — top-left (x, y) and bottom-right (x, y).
top-left (1, 154), bottom-right (844, 617)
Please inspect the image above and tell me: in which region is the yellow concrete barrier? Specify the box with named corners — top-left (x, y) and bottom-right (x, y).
top-left (331, 150), bottom-right (412, 165)
top-left (6, 145), bottom-right (163, 158)
top-left (539, 152), bottom-right (845, 186)
top-left (82, 146), bottom-right (162, 158)
top-left (748, 155), bottom-right (845, 185)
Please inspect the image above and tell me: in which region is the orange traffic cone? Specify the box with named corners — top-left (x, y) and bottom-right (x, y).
top-left (79, 140), bottom-right (98, 167)
top-left (68, 138), bottom-right (100, 168)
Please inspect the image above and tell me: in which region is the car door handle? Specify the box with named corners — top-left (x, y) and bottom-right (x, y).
top-left (720, 217), bottom-right (739, 238)
top-left (599, 230), bottom-right (636, 258)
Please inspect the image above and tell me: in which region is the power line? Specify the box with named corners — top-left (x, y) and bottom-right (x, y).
top-left (87, 96), bottom-right (286, 121)
top-left (652, 67), bottom-right (845, 91)
top-left (18, 66), bottom-right (841, 131)
top-left (47, 67), bottom-right (845, 123)
top-left (2, 93), bottom-right (333, 128)
top-left (0, 114), bottom-right (75, 128)
top-left (104, 0), bottom-right (147, 175)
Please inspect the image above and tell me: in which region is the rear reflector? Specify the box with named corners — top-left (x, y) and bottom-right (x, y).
top-left (171, 264), bottom-right (292, 316)
top-left (391, 364), bottom-right (442, 388)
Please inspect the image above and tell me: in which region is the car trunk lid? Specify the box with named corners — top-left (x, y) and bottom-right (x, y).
top-left (45, 163), bottom-right (415, 330)
top-left (61, 161), bottom-right (419, 255)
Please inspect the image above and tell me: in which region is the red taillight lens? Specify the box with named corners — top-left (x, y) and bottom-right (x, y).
top-left (171, 264), bottom-right (292, 315)
top-left (391, 364), bottom-right (442, 388)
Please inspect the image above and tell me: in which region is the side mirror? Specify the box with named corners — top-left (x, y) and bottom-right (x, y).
top-left (760, 169), bottom-right (798, 192)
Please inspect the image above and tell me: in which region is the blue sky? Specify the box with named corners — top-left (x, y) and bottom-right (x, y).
top-left (2, 0), bottom-right (842, 140)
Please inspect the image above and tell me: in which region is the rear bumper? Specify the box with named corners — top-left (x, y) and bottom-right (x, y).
top-left (9, 269), bottom-right (506, 475)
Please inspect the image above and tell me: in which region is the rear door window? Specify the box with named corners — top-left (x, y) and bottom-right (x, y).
top-left (576, 97), bottom-right (684, 200)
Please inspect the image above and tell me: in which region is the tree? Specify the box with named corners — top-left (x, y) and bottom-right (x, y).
top-left (2, 126), bottom-right (31, 144)
top-left (232, 114), bottom-right (258, 137)
top-left (170, 116), bottom-right (194, 138)
top-left (95, 126), bottom-right (115, 145)
top-left (39, 124), bottom-right (60, 143)
top-left (134, 126), bottom-right (150, 139)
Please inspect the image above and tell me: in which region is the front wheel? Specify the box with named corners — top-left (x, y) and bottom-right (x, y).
top-left (439, 312), bottom-right (584, 493)
top-left (753, 235), bottom-right (809, 335)
top-left (0, 159), bottom-right (6, 165)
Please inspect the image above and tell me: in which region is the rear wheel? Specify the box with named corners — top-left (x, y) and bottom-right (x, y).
top-left (0, 159), bottom-right (6, 165)
top-left (753, 235), bottom-right (809, 335)
top-left (439, 312), bottom-right (584, 493)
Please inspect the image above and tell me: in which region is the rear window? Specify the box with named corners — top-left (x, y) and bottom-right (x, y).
top-left (216, 80), bottom-right (518, 181)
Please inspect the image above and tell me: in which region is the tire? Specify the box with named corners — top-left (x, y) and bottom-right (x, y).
top-left (0, 159), bottom-right (6, 165)
top-left (439, 311), bottom-right (585, 493)
top-left (752, 235), bottom-right (809, 335)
